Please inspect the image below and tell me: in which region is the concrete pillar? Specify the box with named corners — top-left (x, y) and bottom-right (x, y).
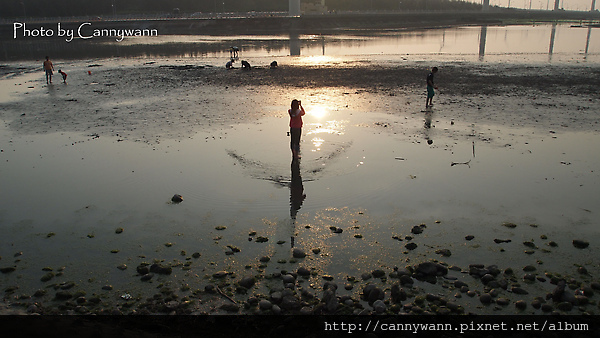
top-left (554, 0), bottom-right (560, 10)
top-left (592, 0), bottom-right (596, 11)
top-left (482, 0), bottom-right (490, 11)
top-left (289, 0), bottom-right (301, 16)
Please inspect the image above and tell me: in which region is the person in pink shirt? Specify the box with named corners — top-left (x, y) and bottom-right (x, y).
top-left (288, 99), bottom-right (305, 159)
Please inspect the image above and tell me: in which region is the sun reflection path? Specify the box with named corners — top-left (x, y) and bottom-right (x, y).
top-left (292, 55), bottom-right (340, 67)
top-left (304, 105), bottom-right (347, 154)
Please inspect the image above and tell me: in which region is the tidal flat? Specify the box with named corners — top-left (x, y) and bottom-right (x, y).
top-left (1, 26), bottom-right (600, 316)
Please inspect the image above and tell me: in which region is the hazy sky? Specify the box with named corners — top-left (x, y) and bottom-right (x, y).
top-left (485, 0), bottom-right (597, 11)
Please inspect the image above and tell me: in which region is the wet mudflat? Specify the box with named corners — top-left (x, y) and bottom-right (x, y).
top-left (1, 26), bottom-right (600, 316)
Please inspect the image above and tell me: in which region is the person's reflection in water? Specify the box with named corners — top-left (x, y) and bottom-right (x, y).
top-left (424, 110), bottom-right (434, 145)
top-left (289, 157), bottom-right (306, 248)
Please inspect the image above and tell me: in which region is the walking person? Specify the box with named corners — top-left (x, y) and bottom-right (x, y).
top-left (43, 56), bottom-right (54, 84)
top-left (426, 67), bottom-right (438, 108)
top-left (288, 99), bottom-right (305, 159)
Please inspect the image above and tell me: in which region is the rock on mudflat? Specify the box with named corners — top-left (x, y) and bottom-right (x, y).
top-left (259, 299), bottom-right (273, 311)
top-left (292, 248), bottom-right (306, 258)
top-left (272, 305), bottom-right (282, 315)
top-left (1, 267), bottom-right (16, 274)
top-left (496, 298), bottom-right (510, 306)
top-left (391, 284), bottom-right (407, 303)
top-left (300, 306), bottom-right (313, 315)
top-left (435, 249), bottom-right (452, 257)
top-left (140, 273), bottom-right (154, 281)
top-left (405, 242), bottom-right (418, 250)
top-left (55, 291), bottom-right (73, 300)
top-left (150, 263), bottom-right (172, 275)
top-left (511, 287), bottom-right (529, 295)
top-left (280, 296), bottom-right (301, 310)
top-left (572, 240), bottom-right (589, 249)
top-left (411, 225), bottom-right (425, 234)
top-left (372, 269), bottom-right (386, 278)
top-left (479, 294), bottom-right (492, 304)
top-left (40, 272), bottom-right (54, 282)
top-left (282, 274), bottom-right (296, 284)
top-left (220, 304), bottom-right (239, 313)
top-left (213, 271), bottom-right (228, 279)
top-left (297, 267), bottom-right (310, 277)
top-left (373, 299), bottom-right (386, 313)
top-left (414, 262), bottom-right (448, 277)
top-left (171, 194), bottom-right (183, 203)
top-left (362, 285), bottom-right (384, 304)
top-left (136, 265), bottom-right (149, 275)
top-left (239, 276), bottom-right (255, 289)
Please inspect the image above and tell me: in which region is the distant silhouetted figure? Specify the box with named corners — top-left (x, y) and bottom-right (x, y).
top-left (270, 61), bottom-right (278, 69)
top-left (226, 60), bottom-right (234, 69)
top-left (241, 60), bottom-right (251, 71)
top-left (230, 46), bottom-right (239, 58)
top-left (58, 69), bottom-right (67, 84)
top-left (43, 56), bottom-right (54, 84)
top-left (426, 67), bottom-right (439, 108)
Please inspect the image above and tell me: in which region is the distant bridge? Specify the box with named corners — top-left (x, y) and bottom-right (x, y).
top-left (289, 0), bottom-right (598, 14)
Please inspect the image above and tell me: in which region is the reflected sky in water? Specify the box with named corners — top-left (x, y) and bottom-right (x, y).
top-left (2, 108), bottom-right (598, 235)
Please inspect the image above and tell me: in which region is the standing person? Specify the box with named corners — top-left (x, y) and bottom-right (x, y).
top-left (43, 56), bottom-right (54, 84)
top-left (426, 67), bottom-right (438, 108)
top-left (289, 99), bottom-right (305, 159)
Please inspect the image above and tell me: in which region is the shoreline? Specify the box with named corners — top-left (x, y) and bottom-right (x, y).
top-left (2, 9), bottom-right (600, 38)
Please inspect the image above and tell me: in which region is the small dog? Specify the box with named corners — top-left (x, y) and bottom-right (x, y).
top-left (58, 69), bottom-right (67, 83)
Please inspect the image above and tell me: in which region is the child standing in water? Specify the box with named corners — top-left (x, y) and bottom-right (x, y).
top-left (289, 99), bottom-right (305, 159)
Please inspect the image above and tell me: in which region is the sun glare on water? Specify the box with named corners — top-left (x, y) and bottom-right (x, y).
top-left (308, 105), bottom-right (328, 120)
top-left (304, 105), bottom-right (347, 153)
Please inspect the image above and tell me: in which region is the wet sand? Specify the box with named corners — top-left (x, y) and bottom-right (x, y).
top-left (2, 60), bottom-right (599, 140)
top-left (0, 58), bottom-right (599, 317)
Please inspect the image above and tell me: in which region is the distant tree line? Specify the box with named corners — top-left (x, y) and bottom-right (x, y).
top-left (3, 0), bottom-right (481, 18)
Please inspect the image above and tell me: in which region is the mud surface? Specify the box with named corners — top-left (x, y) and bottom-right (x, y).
top-left (1, 58), bottom-right (599, 317)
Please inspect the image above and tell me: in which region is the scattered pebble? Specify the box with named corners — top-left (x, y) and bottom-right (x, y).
top-left (292, 248), bottom-right (306, 258)
top-left (572, 240), bottom-right (589, 249)
top-left (239, 276), bottom-right (255, 289)
top-left (405, 243), bottom-right (418, 250)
